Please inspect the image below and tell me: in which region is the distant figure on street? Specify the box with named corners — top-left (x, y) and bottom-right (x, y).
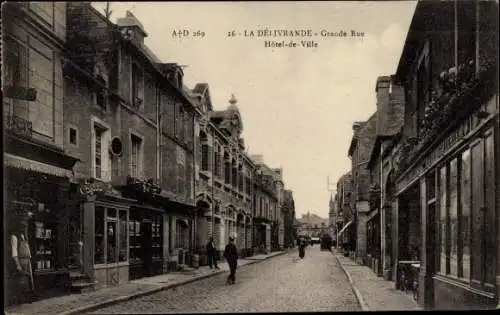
top-left (298, 238), bottom-right (306, 259)
top-left (224, 236), bottom-right (238, 284)
top-left (206, 237), bottom-right (219, 269)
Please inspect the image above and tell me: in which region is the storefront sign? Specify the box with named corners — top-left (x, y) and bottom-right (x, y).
top-left (79, 180), bottom-right (105, 197)
top-left (397, 114), bottom-right (474, 193)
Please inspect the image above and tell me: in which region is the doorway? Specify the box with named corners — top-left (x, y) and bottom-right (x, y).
top-left (141, 220), bottom-right (153, 276)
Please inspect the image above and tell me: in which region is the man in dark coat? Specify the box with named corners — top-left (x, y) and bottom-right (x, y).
top-left (224, 236), bottom-right (238, 284)
top-left (206, 237), bottom-right (219, 269)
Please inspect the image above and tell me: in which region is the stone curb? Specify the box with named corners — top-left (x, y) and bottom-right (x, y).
top-left (333, 253), bottom-right (370, 312)
top-left (58, 251), bottom-right (286, 315)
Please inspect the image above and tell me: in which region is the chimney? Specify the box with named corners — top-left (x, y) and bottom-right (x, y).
top-left (250, 154), bottom-right (264, 165)
top-left (117, 11), bottom-right (148, 45)
top-left (375, 75), bottom-right (391, 109)
top-left (352, 121), bottom-right (364, 132)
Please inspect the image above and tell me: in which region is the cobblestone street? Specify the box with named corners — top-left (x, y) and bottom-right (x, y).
top-left (87, 248), bottom-right (360, 313)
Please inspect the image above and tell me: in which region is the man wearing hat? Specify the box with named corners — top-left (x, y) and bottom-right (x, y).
top-left (8, 218), bottom-right (35, 305)
top-left (223, 236), bottom-right (238, 284)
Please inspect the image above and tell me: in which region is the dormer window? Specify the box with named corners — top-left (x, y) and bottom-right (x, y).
top-left (131, 62), bottom-right (144, 110)
top-left (95, 75), bottom-right (107, 110)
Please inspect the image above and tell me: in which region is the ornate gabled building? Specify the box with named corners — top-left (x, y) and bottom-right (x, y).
top-left (190, 88), bottom-right (255, 261)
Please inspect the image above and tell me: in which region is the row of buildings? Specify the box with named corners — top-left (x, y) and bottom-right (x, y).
top-left (329, 0), bottom-right (498, 310)
top-left (2, 2), bottom-right (296, 304)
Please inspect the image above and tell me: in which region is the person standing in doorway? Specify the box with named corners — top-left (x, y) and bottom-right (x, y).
top-left (206, 236), bottom-right (219, 269)
top-left (9, 219), bottom-right (35, 305)
top-left (224, 236), bottom-right (238, 284)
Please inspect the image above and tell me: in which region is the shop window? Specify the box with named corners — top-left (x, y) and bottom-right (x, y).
top-left (449, 158), bottom-right (458, 277)
top-left (95, 206), bottom-right (105, 264)
top-left (437, 137), bottom-right (494, 291)
top-left (438, 165), bottom-right (448, 274)
top-left (460, 149), bottom-right (471, 279)
top-left (107, 221), bottom-right (117, 263)
top-left (119, 210), bottom-right (128, 262)
top-left (94, 206), bottom-right (128, 265)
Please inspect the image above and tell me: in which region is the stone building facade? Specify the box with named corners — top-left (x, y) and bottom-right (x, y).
top-left (283, 190), bottom-right (296, 248)
top-left (3, 2), bottom-right (80, 304)
top-left (335, 171), bottom-right (354, 249)
top-left (62, 3), bottom-right (197, 290)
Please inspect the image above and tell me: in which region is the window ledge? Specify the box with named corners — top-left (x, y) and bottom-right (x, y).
top-left (433, 274), bottom-right (496, 298)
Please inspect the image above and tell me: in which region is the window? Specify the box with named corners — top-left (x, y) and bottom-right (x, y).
top-left (200, 132), bottom-right (209, 172)
top-left (69, 127), bottom-right (78, 146)
top-left (94, 206), bottom-right (128, 265)
top-left (175, 220), bottom-right (188, 249)
top-left (118, 210), bottom-right (128, 262)
top-left (214, 146), bottom-right (221, 177)
top-left (132, 63), bottom-right (144, 109)
top-left (130, 134), bottom-right (143, 178)
top-left (437, 136), bottom-right (495, 290)
top-left (224, 159), bottom-right (231, 184)
top-left (94, 207), bottom-right (105, 264)
top-left (460, 149), bottom-right (471, 279)
top-left (95, 126), bottom-right (104, 179)
top-left (92, 120), bottom-right (111, 181)
top-left (4, 37), bottom-right (29, 118)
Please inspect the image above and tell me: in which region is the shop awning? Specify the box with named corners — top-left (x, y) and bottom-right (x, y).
top-left (338, 220), bottom-right (353, 237)
top-left (5, 153), bottom-right (74, 179)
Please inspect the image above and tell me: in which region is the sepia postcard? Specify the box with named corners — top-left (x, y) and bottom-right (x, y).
top-left (2, 1), bottom-right (499, 313)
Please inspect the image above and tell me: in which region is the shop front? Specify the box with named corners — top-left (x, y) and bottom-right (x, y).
top-left (366, 209), bottom-right (381, 275)
top-left (4, 165), bottom-right (74, 305)
top-left (394, 102), bottom-right (499, 309)
top-left (128, 205), bottom-right (165, 280)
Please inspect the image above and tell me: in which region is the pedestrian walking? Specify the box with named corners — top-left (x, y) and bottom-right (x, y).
top-left (224, 236), bottom-right (238, 284)
top-left (206, 237), bottom-right (219, 269)
top-left (298, 238), bottom-right (306, 259)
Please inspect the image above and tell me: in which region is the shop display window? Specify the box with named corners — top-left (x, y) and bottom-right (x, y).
top-left (94, 206), bottom-right (128, 265)
top-left (31, 202), bottom-right (57, 272)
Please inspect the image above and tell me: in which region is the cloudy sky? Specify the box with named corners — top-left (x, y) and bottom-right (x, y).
top-left (93, 1), bottom-right (417, 219)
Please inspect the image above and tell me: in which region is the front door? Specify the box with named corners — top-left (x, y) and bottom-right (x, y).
top-left (141, 220), bottom-right (153, 276)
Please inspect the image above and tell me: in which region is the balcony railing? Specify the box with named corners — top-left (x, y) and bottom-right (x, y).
top-left (5, 115), bottom-right (33, 138)
top-left (394, 57), bottom-right (497, 178)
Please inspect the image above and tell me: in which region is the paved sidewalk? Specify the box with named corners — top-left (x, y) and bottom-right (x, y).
top-left (5, 251), bottom-right (285, 315)
top-left (334, 253), bottom-right (422, 311)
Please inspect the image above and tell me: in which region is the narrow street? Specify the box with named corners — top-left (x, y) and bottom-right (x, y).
top-left (87, 248), bottom-right (360, 313)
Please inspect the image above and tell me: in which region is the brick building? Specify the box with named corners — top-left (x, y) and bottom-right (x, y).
top-left (385, 0), bottom-right (498, 309)
top-left (3, 2), bottom-right (80, 304)
top-left (348, 115), bottom-right (377, 264)
top-left (62, 3), bottom-right (197, 290)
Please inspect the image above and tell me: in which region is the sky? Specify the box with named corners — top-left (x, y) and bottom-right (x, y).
top-left (92, 1), bottom-right (417, 219)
